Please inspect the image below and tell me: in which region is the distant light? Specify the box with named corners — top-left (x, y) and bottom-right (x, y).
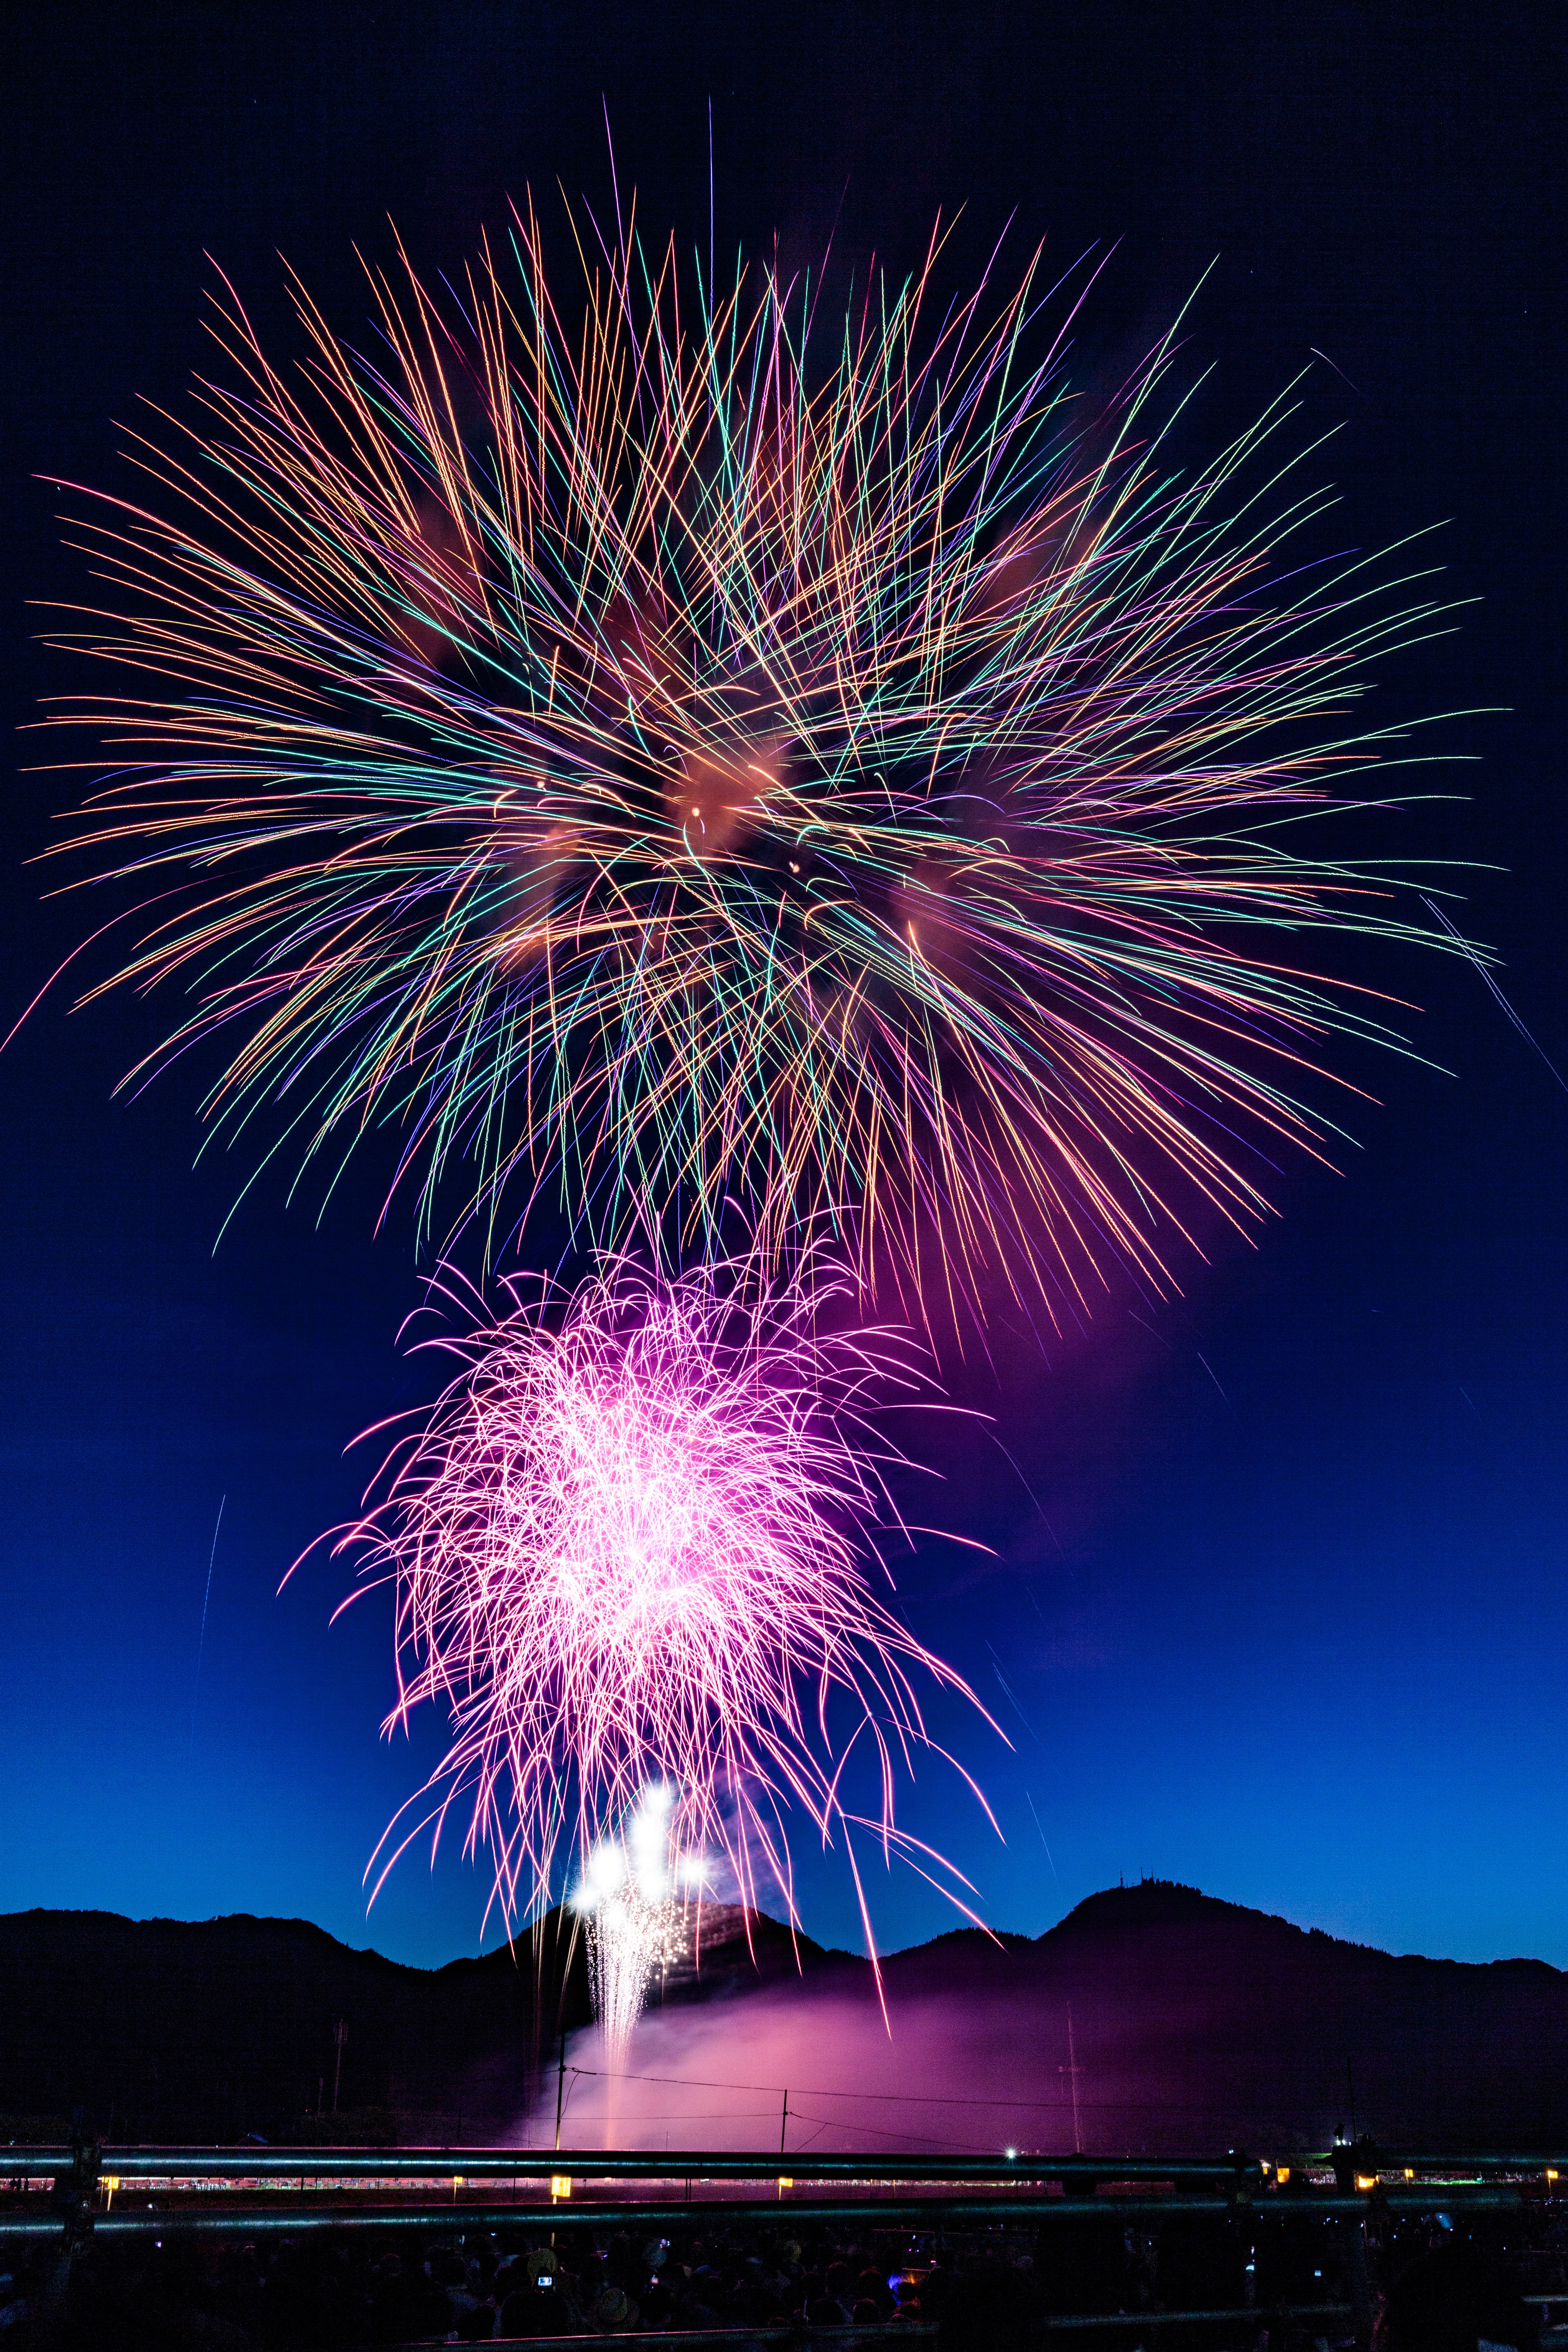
top-left (1276, 2167), bottom-right (1291, 2186)
top-left (1004, 2147), bottom-right (1018, 2161)
top-left (1355, 2174), bottom-right (1377, 2192)
top-left (1548, 2169), bottom-right (1560, 2183)
top-left (550, 2174), bottom-right (572, 2200)
top-left (1404, 2168), bottom-right (1415, 2181)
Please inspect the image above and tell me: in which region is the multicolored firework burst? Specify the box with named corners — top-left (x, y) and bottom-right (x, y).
top-left (38, 207), bottom-right (1465, 1316)
top-left (326, 1258), bottom-right (995, 1974)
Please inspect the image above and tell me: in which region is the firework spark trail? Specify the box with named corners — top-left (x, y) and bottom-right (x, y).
top-left (1421, 894), bottom-right (1568, 1097)
top-left (319, 1258), bottom-right (999, 1980)
top-left (36, 206), bottom-right (1478, 1317)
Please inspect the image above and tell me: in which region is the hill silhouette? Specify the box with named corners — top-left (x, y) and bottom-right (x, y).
top-left (859, 1880), bottom-right (1568, 2151)
top-left (1, 1883), bottom-right (1562, 2151)
top-left (0, 1901), bottom-right (835, 2143)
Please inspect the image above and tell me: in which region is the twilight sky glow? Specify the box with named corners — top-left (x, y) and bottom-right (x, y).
top-left (1, 0), bottom-right (1562, 1972)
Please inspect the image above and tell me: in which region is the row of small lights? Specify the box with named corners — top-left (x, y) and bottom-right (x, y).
top-left (994, 2157), bottom-right (1567, 2193)
top-left (92, 2158), bottom-right (1568, 2211)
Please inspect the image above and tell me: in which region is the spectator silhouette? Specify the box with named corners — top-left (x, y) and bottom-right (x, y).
top-left (1383, 2237), bottom-right (1539, 2352)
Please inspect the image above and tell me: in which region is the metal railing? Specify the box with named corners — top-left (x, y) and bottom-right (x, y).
top-left (2, 2142), bottom-right (1562, 2236)
top-left (7, 2142), bottom-right (1566, 2180)
top-left (0, 2148), bottom-right (1265, 2182)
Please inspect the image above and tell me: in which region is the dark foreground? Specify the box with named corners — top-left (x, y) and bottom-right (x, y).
top-left (3, 2151), bottom-right (1568, 2350)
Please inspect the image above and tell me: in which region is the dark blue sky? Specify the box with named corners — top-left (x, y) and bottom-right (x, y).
top-left (1, 0), bottom-right (1562, 1972)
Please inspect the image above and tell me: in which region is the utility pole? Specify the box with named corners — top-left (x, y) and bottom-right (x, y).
top-left (554, 2029), bottom-right (568, 2152)
top-left (332, 2019), bottom-right (347, 2117)
top-left (780, 2089), bottom-right (789, 2156)
top-left (1060, 2007), bottom-right (1083, 2154)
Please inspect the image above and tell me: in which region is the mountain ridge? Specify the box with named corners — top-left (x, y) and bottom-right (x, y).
top-left (12, 1878), bottom-right (1557, 1978)
top-left (2, 1882), bottom-right (1562, 2150)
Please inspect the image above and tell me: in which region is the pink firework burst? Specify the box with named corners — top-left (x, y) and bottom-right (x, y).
top-left (325, 1260), bottom-right (998, 1964)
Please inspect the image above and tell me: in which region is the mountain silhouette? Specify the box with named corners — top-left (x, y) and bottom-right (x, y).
top-left (1, 1883), bottom-right (1561, 2151)
top-left (0, 1901), bottom-right (835, 2143)
top-left (837, 1880), bottom-right (1568, 2152)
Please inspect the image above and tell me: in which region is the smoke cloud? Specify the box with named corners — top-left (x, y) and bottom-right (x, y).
top-left (514, 1975), bottom-right (1082, 2156)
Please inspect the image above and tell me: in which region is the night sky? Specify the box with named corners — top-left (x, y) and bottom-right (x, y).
top-left (1, 0), bottom-right (1562, 1974)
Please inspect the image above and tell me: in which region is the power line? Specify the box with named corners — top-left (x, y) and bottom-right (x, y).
top-left (557, 2064), bottom-right (1308, 2117)
top-left (786, 2109), bottom-right (1021, 2157)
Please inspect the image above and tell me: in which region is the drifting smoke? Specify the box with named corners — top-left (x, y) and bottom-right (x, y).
top-left (521, 1979), bottom-right (1077, 2158)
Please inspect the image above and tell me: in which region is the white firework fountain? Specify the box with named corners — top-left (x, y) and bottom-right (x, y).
top-left (572, 1786), bottom-right (694, 2081)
